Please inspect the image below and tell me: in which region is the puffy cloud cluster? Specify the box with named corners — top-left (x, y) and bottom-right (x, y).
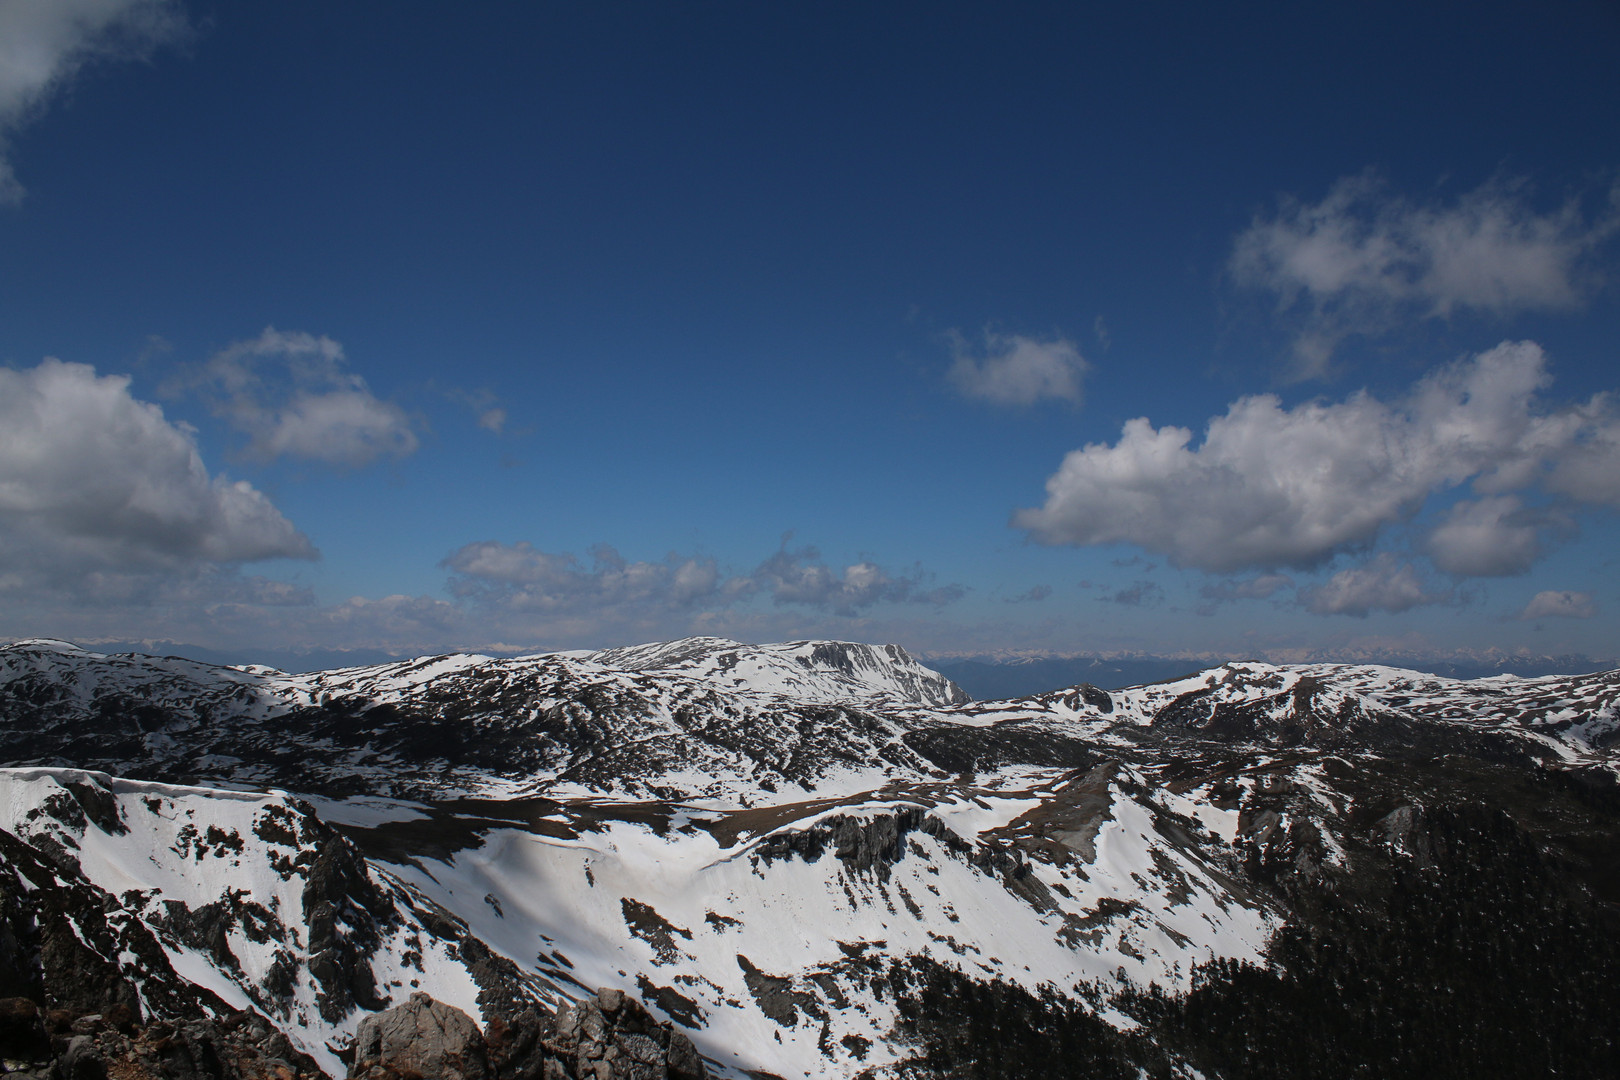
top-left (444, 541), bottom-right (733, 613)
top-left (188, 328), bottom-right (418, 467)
top-left (754, 545), bottom-right (965, 615)
top-left (0, 359), bottom-right (314, 593)
top-left (1231, 173), bottom-right (1619, 375)
top-left (948, 331), bottom-right (1089, 406)
top-left (0, 0), bottom-right (187, 203)
top-left (1016, 341), bottom-right (1620, 577)
top-left (1299, 556), bottom-right (1449, 617)
top-left (443, 539), bottom-right (965, 625)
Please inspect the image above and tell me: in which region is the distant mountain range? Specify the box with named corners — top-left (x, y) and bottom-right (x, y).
top-left (1, 636), bottom-right (1616, 1079)
top-left (76, 638), bottom-right (1618, 694)
top-left (931, 651), bottom-right (1618, 697)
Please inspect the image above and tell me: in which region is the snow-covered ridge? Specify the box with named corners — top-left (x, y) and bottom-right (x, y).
top-left (0, 635), bottom-right (966, 710)
top-left (3, 641), bottom-right (1616, 807)
top-left (582, 637), bottom-right (970, 707)
top-left (0, 769), bottom-right (558, 1078)
top-left (944, 659), bottom-right (1620, 764)
top-left (0, 637), bottom-right (974, 802)
top-left (0, 756), bottom-right (1279, 1079)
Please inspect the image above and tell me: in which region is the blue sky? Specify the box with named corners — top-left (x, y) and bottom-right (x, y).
top-left (2, 0), bottom-right (1618, 664)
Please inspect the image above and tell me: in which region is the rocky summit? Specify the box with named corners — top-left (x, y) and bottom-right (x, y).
top-left (0, 637), bottom-right (1616, 1078)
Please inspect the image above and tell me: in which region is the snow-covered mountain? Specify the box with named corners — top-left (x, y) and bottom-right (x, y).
top-left (582, 638), bottom-right (970, 708)
top-left (1, 637), bottom-right (1617, 1079)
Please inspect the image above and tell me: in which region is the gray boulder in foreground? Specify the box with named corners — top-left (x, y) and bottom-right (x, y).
top-left (352, 993), bottom-right (489, 1080)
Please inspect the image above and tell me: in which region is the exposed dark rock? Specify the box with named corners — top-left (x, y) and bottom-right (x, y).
top-left (734, 957), bottom-right (819, 1029)
top-left (0, 826), bottom-right (246, 1030)
top-left (902, 723), bottom-right (1103, 773)
top-left (0, 1001), bottom-right (323, 1080)
top-left (633, 977), bottom-right (704, 1031)
top-left (543, 989), bottom-right (707, 1080)
top-left (302, 835), bottom-right (397, 1022)
top-left (754, 808), bottom-right (965, 881)
top-left (619, 901), bottom-right (691, 967)
top-left (59, 777), bottom-right (127, 837)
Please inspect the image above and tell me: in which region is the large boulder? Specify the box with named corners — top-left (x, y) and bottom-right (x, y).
top-left (352, 993), bottom-right (489, 1080)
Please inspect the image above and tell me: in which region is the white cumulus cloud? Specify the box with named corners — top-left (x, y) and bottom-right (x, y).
top-left (0, 0), bottom-right (188, 203)
top-left (0, 358), bottom-right (314, 588)
top-left (190, 328), bottom-right (419, 467)
top-left (1015, 340), bottom-right (1620, 575)
top-left (1231, 173), bottom-right (1619, 375)
top-left (948, 331), bottom-right (1088, 406)
top-left (1517, 590), bottom-right (1597, 620)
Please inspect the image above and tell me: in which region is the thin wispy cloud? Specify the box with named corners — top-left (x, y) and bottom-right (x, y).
top-left (1016, 340), bottom-right (1620, 576)
top-left (1004, 584), bottom-right (1053, 604)
top-left (948, 330), bottom-right (1089, 406)
top-left (1517, 590), bottom-right (1597, 621)
top-left (1200, 574), bottom-right (1293, 604)
top-left (444, 386), bottom-right (510, 435)
top-left (1097, 581), bottom-right (1163, 608)
top-left (1231, 173), bottom-right (1620, 376)
top-left (0, 0), bottom-right (188, 203)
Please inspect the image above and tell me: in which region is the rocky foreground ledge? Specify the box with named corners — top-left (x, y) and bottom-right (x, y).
top-left (0, 989), bottom-right (706, 1080)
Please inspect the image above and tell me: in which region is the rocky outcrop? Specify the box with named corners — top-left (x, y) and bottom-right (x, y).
top-left (347, 990), bottom-right (704, 1080)
top-left (543, 988), bottom-right (705, 1080)
top-left (0, 998), bottom-right (323, 1080)
top-left (0, 826), bottom-right (228, 1025)
top-left (753, 808), bottom-right (971, 880)
top-left (302, 835), bottom-right (397, 1023)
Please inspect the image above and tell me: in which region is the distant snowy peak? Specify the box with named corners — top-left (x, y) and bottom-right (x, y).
top-left (583, 637), bottom-right (971, 707)
top-left (957, 658), bottom-right (1620, 763)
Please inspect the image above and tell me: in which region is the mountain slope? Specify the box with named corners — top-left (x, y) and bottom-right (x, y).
top-left (1, 638), bottom-right (1617, 1078)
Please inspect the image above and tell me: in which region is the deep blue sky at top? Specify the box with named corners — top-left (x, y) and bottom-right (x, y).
top-left (1, 1), bottom-right (1617, 663)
